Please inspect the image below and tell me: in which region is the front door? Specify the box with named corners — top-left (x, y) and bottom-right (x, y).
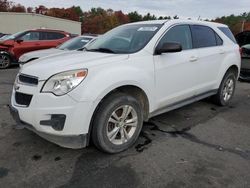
top-left (154, 25), bottom-right (199, 109)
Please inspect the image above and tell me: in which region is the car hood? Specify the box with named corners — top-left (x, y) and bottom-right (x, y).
top-left (0, 40), bottom-right (14, 47)
top-left (21, 51), bottom-right (129, 80)
top-left (19, 48), bottom-right (63, 62)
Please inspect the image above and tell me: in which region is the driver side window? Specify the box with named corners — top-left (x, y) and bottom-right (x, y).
top-left (159, 25), bottom-right (193, 50)
top-left (20, 32), bottom-right (40, 41)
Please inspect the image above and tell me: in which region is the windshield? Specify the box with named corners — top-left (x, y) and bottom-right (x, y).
top-left (3, 31), bottom-right (27, 40)
top-left (57, 36), bottom-right (93, 50)
top-left (86, 24), bottom-right (162, 54)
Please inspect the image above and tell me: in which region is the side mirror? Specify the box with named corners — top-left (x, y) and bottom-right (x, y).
top-left (155, 42), bottom-right (182, 55)
top-left (16, 39), bottom-right (23, 43)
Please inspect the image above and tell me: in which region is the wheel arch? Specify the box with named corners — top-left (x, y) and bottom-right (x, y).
top-left (87, 84), bottom-right (150, 145)
top-left (216, 63), bottom-right (240, 88)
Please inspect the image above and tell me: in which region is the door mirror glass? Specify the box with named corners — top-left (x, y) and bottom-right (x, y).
top-left (155, 42), bottom-right (182, 54)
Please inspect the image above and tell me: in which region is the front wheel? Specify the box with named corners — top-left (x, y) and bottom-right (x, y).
top-left (0, 54), bottom-right (11, 69)
top-left (91, 93), bottom-right (143, 153)
top-left (212, 70), bottom-right (237, 106)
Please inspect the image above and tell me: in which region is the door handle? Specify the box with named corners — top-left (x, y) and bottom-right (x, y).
top-left (189, 56), bottom-right (198, 62)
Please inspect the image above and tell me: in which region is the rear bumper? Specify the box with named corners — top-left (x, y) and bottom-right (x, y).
top-left (9, 104), bottom-right (88, 149)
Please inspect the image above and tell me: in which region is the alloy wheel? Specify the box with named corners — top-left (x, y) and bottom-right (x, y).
top-left (0, 55), bottom-right (10, 69)
top-left (106, 105), bottom-right (138, 145)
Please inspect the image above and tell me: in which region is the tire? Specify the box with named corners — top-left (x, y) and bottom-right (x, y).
top-left (91, 92), bottom-right (143, 153)
top-left (212, 70), bottom-right (237, 106)
top-left (0, 54), bottom-right (11, 69)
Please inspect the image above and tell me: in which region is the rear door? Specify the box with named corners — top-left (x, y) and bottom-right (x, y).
top-left (38, 31), bottom-right (67, 49)
top-left (153, 25), bottom-right (199, 108)
top-left (190, 25), bottom-right (225, 94)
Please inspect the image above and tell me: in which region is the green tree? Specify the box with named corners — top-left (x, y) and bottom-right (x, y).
top-left (127, 11), bottom-right (143, 22)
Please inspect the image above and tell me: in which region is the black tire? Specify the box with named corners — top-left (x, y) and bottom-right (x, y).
top-left (212, 70), bottom-right (237, 106)
top-left (91, 92), bottom-right (143, 153)
top-left (0, 54), bottom-right (11, 69)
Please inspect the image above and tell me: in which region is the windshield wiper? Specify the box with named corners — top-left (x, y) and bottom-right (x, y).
top-left (86, 48), bottom-right (116, 54)
top-left (77, 47), bottom-right (87, 51)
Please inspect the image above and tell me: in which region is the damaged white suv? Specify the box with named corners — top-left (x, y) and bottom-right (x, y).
top-left (10, 20), bottom-right (241, 153)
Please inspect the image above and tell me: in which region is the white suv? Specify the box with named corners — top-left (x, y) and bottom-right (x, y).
top-left (10, 20), bottom-right (241, 153)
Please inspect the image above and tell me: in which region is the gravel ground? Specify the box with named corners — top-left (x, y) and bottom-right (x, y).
top-left (0, 67), bottom-right (250, 188)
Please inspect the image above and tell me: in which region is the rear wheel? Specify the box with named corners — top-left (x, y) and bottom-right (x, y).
top-left (0, 54), bottom-right (11, 69)
top-left (212, 70), bottom-right (237, 106)
top-left (91, 93), bottom-right (143, 153)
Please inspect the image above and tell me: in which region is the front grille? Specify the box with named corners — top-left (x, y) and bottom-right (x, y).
top-left (18, 74), bottom-right (38, 86)
top-left (15, 92), bottom-right (33, 106)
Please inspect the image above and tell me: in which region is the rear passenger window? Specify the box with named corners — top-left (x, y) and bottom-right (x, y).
top-left (158, 25), bottom-right (192, 50)
top-left (40, 32), bottom-right (65, 40)
top-left (191, 25), bottom-right (218, 48)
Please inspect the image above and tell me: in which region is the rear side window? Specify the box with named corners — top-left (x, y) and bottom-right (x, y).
top-left (218, 27), bottom-right (237, 43)
top-left (159, 25), bottom-right (193, 50)
top-left (191, 25), bottom-right (217, 48)
top-left (40, 32), bottom-right (65, 40)
top-left (215, 33), bottom-right (223, 46)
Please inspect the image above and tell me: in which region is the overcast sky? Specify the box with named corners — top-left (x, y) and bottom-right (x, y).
top-left (12, 0), bottom-right (250, 19)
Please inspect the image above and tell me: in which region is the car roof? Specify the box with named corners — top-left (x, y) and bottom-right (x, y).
top-left (127, 19), bottom-right (227, 28)
top-left (29, 29), bottom-right (70, 33)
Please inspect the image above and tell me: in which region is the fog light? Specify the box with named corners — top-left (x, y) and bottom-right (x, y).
top-left (40, 114), bottom-right (66, 131)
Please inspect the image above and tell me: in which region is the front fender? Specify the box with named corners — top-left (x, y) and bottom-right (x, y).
top-left (68, 62), bottom-right (155, 111)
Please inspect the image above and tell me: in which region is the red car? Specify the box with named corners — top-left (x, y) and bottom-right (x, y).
top-left (0, 29), bottom-right (72, 69)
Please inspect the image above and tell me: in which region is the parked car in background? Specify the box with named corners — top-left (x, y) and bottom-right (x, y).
top-left (0, 33), bottom-right (9, 38)
top-left (0, 29), bottom-right (72, 69)
top-left (240, 44), bottom-right (250, 80)
top-left (235, 31), bottom-right (250, 81)
top-left (19, 35), bottom-right (97, 65)
top-left (10, 20), bottom-right (240, 153)
top-left (0, 33), bottom-right (10, 40)
top-left (0, 34), bottom-right (11, 41)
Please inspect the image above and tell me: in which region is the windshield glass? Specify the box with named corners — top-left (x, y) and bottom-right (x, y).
top-left (57, 36), bottom-right (93, 50)
top-left (86, 24), bottom-right (162, 54)
top-left (3, 31), bottom-right (27, 40)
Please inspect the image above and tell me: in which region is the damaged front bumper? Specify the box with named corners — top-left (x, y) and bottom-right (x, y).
top-left (9, 104), bottom-right (88, 149)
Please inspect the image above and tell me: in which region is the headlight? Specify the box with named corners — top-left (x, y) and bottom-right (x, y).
top-left (41, 69), bottom-right (88, 96)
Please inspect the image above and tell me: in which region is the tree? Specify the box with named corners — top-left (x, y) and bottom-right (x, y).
top-left (115, 11), bottom-right (129, 24)
top-left (213, 12), bottom-right (250, 34)
top-left (0, 0), bottom-right (12, 12)
top-left (27, 7), bottom-right (33, 13)
top-left (143, 13), bottom-right (157, 21)
top-left (35, 5), bottom-right (47, 14)
top-left (10, 3), bottom-right (26, 12)
top-left (127, 11), bottom-right (143, 22)
top-left (173, 15), bottom-right (179, 19)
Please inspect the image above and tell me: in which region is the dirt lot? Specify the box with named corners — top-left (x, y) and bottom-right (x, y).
top-left (0, 67), bottom-right (250, 188)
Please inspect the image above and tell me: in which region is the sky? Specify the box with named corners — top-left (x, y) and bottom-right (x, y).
top-left (12, 0), bottom-right (250, 19)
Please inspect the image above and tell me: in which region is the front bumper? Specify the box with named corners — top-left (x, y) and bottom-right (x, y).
top-left (9, 104), bottom-right (88, 149)
top-left (10, 78), bottom-right (98, 149)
